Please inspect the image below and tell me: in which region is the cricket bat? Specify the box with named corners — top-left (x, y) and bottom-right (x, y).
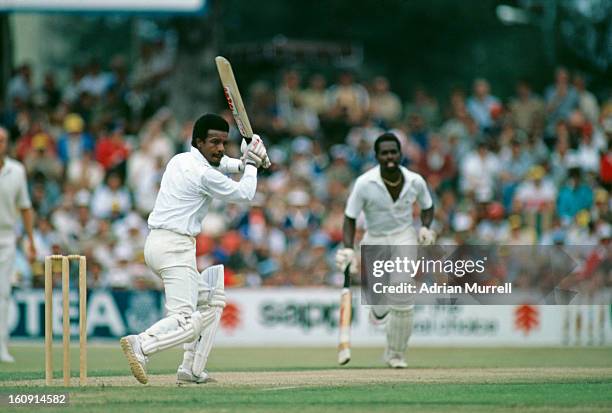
top-left (337, 266), bottom-right (352, 365)
top-left (215, 56), bottom-right (253, 141)
top-left (215, 56), bottom-right (270, 168)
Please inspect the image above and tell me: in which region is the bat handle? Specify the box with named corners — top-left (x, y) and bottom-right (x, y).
top-left (343, 266), bottom-right (351, 288)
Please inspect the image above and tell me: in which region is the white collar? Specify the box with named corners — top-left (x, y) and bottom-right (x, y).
top-left (190, 146), bottom-right (211, 167)
top-left (366, 165), bottom-right (410, 187)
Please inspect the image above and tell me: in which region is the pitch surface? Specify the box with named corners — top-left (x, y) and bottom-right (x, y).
top-left (1, 345), bottom-right (611, 412)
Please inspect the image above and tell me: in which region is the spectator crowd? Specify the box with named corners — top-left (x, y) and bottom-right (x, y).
top-left (2, 53), bottom-right (611, 291)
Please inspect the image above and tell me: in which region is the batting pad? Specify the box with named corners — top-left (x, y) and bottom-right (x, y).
top-left (196, 264), bottom-right (227, 309)
top-left (139, 311), bottom-right (204, 356)
top-left (180, 265), bottom-right (226, 377)
top-left (191, 306), bottom-right (223, 376)
top-left (385, 307), bottom-right (414, 355)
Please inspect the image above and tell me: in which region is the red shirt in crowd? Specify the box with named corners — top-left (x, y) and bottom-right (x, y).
top-left (95, 134), bottom-right (129, 170)
top-left (601, 150), bottom-right (612, 184)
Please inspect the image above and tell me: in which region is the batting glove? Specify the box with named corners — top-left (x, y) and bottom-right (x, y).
top-left (262, 154), bottom-right (271, 169)
top-left (244, 138), bottom-right (266, 168)
top-left (418, 227), bottom-right (436, 245)
top-left (240, 137), bottom-right (249, 155)
top-left (241, 135), bottom-right (271, 169)
top-left (335, 248), bottom-right (357, 274)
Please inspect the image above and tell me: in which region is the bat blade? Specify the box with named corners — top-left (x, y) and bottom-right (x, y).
top-left (215, 56), bottom-right (253, 140)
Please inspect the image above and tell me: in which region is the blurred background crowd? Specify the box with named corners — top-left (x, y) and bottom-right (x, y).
top-left (2, 54), bottom-right (610, 291)
top-left (4, 0), bottom-right (612, 295)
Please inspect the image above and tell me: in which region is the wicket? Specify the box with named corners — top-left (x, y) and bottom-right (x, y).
top-left (44, 254), bottom-right (87, 386)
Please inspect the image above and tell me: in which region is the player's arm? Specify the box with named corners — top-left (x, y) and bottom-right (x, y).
top-left (336, 182), bottom-right (363, 273)
top-left (417, 176), bottom-right (436, 245)
top-left (217, 136), bottom-right (252, 174)
top-left (218, 135), bottom-right (270, 174)
top-left (342, 216), bottom-right (356, 249)
top-left (17, 165), bottom-right (36, 260)
top-left (421, 206), bottom-right (434, 229)
top-left (20, 207), bottom-right (36, 260)
top-left (202, 165), bottom-right (258, 203)
top-left (202, 137), bottom-right (267, 202)
top-left (218, 155), bottom-right (244, 174)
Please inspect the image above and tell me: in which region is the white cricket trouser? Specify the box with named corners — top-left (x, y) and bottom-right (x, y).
top-left (139, 229), bottom-right (203, 356)
top-left (361, 227), bottom-right (418, 246)
top-left (361, 227), bottom-right (418, 309)
top-left (361, 227), bottom-right (416, 356)
top-left (144, 229), bottom-right (199, 317)
top-left (0, 236), bottom-right (16, 355)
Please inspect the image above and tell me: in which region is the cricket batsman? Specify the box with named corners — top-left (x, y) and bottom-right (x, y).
top-left (120, 114), bottom-right (268, 384)
top-left (335, 132), bottom-right (435, 368)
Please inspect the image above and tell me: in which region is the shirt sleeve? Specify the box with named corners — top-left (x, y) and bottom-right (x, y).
top-left (344, 180), bottom-right (364, 219)
top-left (16, 165), bottom-right (32, 209)
top-left (416, 175), bottom-right (433, 209)
top-left (218, 156), bottom-right (243, 174)
top-left (202, 164), bottom-right (257, 203)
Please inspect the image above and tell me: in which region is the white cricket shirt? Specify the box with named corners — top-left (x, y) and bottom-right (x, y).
top-left (148, 147), bottom-right (256, 236)
top-left (345, 165), bottom-right (432, 237)
top-left (0, 157), bottom-right (32, 237)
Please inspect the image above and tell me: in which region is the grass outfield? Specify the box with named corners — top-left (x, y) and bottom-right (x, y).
top-left (0, 344), bottom-right (611, 412)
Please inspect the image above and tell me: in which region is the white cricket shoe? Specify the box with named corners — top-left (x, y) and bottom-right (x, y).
top-left (0, 351), bottom-right (15, 363)
top-left (120, 335), bottom-right (149, 384)
top-left (337, 347), bottom-right (351, 365)
top-left (176, 366), bottom-right (215, 384)
top-left (384, 350), bottom-right (408, 369)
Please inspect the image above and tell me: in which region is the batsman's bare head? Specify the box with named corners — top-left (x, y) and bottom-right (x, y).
top-left (192, 113), bottom-right (230, 167)
top-left (374, 132), bottom-right (401, 173)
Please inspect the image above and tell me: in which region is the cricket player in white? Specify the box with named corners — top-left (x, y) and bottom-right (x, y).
top-left (0, 126), bottom-right (36, 363)
top-left (120, 114), bottom-right (268, 384)
top-left (335, 132), bottom-right (435, 368)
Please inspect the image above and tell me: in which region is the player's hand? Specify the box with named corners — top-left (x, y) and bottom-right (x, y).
top-left (241, 135), bottom-right (266, 155)
top-left (335, 248), bottom-right (357, 274)
top-left (244, 136), bottom-right (266, 168)
top-left (26, 238), bottom-right (37, 262)
top-left (242, 135), bottom-right (270, 169)
top-left (240, 137), bottom-right (249, 155)
top-left (250, 135), bottom-right (269, 168)
top-left (418, 227), bottom-right (436, 245)
top-left (261, 154), bottom-right (271, 169)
